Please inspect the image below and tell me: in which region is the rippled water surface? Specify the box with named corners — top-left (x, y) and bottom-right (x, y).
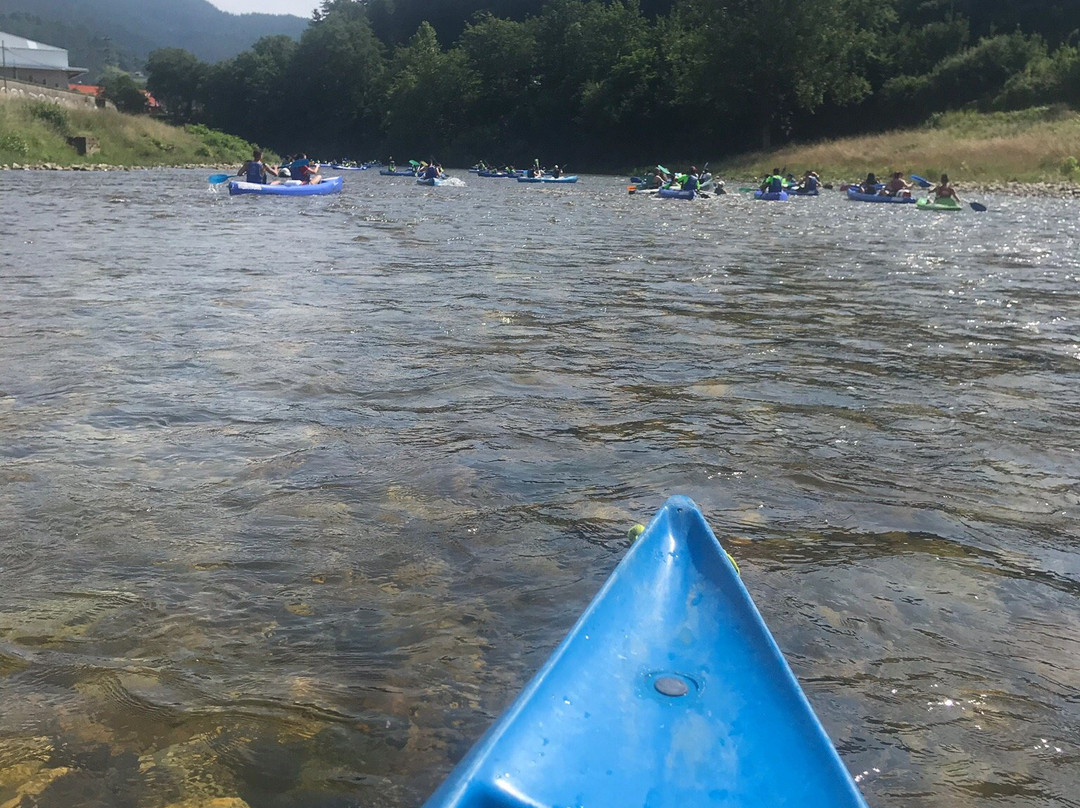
top-left (1, 168), bottom-right (1078, 808)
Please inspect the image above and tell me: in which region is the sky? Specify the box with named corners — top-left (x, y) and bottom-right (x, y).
top-left (207, 0), bottom-right (320, 17)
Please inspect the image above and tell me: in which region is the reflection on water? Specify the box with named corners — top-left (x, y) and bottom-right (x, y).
top-left (1, 169), bottom-right (1078, 808)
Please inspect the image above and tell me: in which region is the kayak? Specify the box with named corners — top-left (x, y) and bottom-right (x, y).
top-left (379, 169), bottom-right (416, 176)
top-left (416, 176), bottom-right (448, 186)
top-left (423, 495), bottom-right (869, 808)
top-left (916, 197), bottom-right (962, 211)
top-left (755, 190), bottom-right (790, 201)
top-left (791, 188), bottom-right (820, 196)
top-left (657, 187), bottom-right (696, 200)
top-left (846, 187), bottom-right (915, 203)
top-left (517, 175), bottom-right (579, 184)
top-left (228, 176), bottom-right (343, 196)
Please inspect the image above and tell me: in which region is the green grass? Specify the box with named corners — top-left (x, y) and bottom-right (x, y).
top-left (718, 105), bottom-right (1080, 185)
top-left (0, 97), bottom-right (267, 167)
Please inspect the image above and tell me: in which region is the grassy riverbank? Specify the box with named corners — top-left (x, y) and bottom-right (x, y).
top-left (719, 106), bottom-right (1080, 192)
top-left (0, 95), bottom-right (260, 168)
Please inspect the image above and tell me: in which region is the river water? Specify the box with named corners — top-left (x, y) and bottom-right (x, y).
top-left (0, 168), bottom-right (1077, 808)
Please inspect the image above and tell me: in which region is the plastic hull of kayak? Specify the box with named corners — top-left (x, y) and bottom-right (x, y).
top-left (228, 176), bottom-right (342, 196)
top-left (657, 187), bottom-right (696, 200)
top-left (791, 188), bottom-right (820, 196)
top-left (422, 495), bottom-right (869, 808)
top-left (755, 190), bottom-right (790, 200)
top-left (379, 169), bottom-right (416, 176)
top-left (846, 187), bottom-right (915, 203)
top-left (916, 197), bottom-right (962, 211)
top-left (416, 176), bottom-right (447, 186)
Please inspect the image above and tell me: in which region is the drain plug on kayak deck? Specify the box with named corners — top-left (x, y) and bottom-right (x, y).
top-left (654, 675), bottom-right (691, 697)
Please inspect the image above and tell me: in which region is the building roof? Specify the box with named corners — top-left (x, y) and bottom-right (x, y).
top-left (0, 30), bottom-right (74, 71)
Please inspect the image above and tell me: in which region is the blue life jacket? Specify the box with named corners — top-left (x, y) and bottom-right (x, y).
top-left (245, 160), bottom-right (265, 184)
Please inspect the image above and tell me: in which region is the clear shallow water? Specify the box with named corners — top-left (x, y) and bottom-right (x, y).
top-left (0, 168), bottom-right (1078, 807)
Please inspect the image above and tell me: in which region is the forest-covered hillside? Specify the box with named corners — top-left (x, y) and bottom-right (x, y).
top-left (0, 0), bottom-right (307, 79)
top-left (141, 0), bottom-right (1080, 167)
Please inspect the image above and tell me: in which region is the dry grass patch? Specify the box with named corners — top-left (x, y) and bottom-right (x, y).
top-left (721, 106), bottom-right (1080, 184)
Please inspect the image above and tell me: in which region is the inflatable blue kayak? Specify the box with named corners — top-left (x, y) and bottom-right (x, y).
top-left (755, 190), bottom-right (790, 200)
top-left (517, 175), bottom-right (579, 184)
top-left (228, 176), bottom-right (342, 196)
top-left (416, 176), bottom-right (448, 186)
top-left (657, 187), bottom-right (696, 200)
top-left (423, 495), bottom-right (869, 808)
top-left (846, 187), bottom-right (915, 203)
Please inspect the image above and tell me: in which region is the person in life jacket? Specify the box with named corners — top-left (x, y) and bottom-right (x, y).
top-left (760, 168), bottom-right (785, 193)
top-left (290, 153), bottom-right (322, 184)
top-left (682, 166), bottom-right (700, 192)
top-left (238, 149), bottom-right (280, 184)
top-left (798, 170), bottom-right (820, 192)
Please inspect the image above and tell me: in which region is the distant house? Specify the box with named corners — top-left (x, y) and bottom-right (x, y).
top-left (68, 83), bottom-right (102, 98)
top-left (0, 31), bottom-right (87, 89)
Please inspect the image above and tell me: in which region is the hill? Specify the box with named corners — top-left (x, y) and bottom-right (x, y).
top-left (0, 0), bottom-right (308, 77)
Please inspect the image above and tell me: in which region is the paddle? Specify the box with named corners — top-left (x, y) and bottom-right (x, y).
top-left (910, 173), bottom-right (932, 189)
top-left (208, 173), bottom-right (230, 184)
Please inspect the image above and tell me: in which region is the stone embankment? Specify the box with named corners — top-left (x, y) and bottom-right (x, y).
top-left (964, 180), bottom-right (1080, 197)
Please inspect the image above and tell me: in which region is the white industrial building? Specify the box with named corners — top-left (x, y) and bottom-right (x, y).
top-left (0, 32), bottom-right (87, 89)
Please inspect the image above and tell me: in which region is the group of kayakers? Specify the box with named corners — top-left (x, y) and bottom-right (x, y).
top-left (856, 171), bottom-right (960, 202)
top-left (759, 168), bottom-right (821, 194)
top-left (471, 159), bottom-right (566, 178)
top-left (237, 150), bottom-right (324, 185)
top-left (642, 166), bottom-right (718, 193)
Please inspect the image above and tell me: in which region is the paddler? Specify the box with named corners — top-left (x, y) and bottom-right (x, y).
top-left (237, 149), bottom-right (280, 184)
top-left (882, 171), bottom-right (912, 197)
top-left (760, 168), bottom-right (785, 194)
top-left (682, 166), bottom-right (700, 192)
top-left (931, 173), bottom-right (961, 203)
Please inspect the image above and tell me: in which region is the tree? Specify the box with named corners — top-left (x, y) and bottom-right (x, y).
top-left (146, 48), bottom-right (208, 122)
top-left (202, 36), bottom-right (297, 143)
top-left (284, 4), bottom-right (387, 154)
top-left (384, 23), bottom-right (478, 156)
top-left (99, 67), bottom-right (147, 114)
top-left (673, 0), bottom-right (890, 149)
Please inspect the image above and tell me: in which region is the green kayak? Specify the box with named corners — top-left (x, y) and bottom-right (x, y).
top-left (916, 197), bottom-right (962, 211)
